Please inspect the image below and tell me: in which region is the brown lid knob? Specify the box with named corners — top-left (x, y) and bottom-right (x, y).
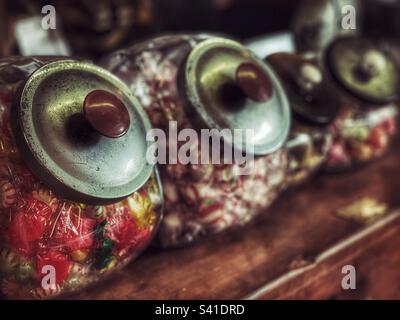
top-left (83, 89), bottom-right (130, 138)
top-left (267, 52), bottom-right (340, 124)
top-left (236, 62), bottom-right (273, 103)
top-left (355, 49), bottom-right (387, 82)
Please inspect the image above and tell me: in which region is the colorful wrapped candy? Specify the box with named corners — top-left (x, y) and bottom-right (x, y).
top-left (325, 105), bottom-right (397, 170)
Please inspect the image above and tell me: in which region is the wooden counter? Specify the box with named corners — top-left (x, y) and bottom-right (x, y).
top-left (68, 136), bottom-right (400, 300)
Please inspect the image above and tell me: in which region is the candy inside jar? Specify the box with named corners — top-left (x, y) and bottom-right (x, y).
top-left (101, 35), bottom-right (291, 247)
top-left (0, 58), bottom-right (163, 299)
top-left (323, 36), bottom-right (399, 171)
top-left (267, 52), bottom-right (340, 188)
top-left (325, 104), bottom-right (397, 170)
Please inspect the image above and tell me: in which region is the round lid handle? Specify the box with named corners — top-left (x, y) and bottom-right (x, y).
top-left (83, 89), bottom-right (130, 138)
top-left (326, 36), bottom-right (400, 105)
top-left (355, 49), bottom-right (387, 82)
top-left (267, 52), bottom-right (340, 124)
top-left (297, 62), bottom-right (323, 91)
top-left (235, 62), bottom-right (273, 103)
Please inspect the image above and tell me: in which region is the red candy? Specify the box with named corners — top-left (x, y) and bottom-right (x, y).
top-left (106, 208), bottom-right (146, 257)
top-left (368, 126), bottom-right (389, 151)
top-left (51, 205), bottom-right (96, 252)
top-left (8, 197), bottom-right (53, 256)
top-left (381, 118), bottom-right (396, 135)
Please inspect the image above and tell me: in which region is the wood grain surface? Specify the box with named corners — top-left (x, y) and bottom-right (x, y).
top-left (67, 135), bottom-right (400, 300)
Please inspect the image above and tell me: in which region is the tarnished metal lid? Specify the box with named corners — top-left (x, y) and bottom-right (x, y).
top-left (179, 38), bottom-right (291, 155)
top-left (12, 60), bottom-right (154, 204)
top-left (267, 52), bottom-right (340, 124)
top-left (326, 36), bottom-right (400, 105)
top-left (292, 0), bottom-right (361, 55)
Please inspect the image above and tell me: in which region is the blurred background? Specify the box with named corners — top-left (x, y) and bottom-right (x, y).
top-left (2, 0), bottom-right (400, 58)
top-left (1, 0), bottom-right (400, 58)
top-left (0, 0), bottom-right (307, 58)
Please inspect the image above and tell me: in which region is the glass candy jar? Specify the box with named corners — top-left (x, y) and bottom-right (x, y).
top-left (267, 53), bottom-right (340, 188)
top-left (292, 0), bottom-right (361, 56)
top-left (324, 36), bottom-right (399, 171)
top-left (0, 57), bottom-right (163, 299)
top-left (101, 35), bottom-right (291, 247)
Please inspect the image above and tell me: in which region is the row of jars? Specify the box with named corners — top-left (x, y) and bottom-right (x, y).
top-left (0, 31), bottom-right (398, 299)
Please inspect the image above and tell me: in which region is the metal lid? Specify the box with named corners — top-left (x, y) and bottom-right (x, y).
top-left (292, 0), bottom-right (361, 55)
top-left (12, 60), bottom-right (154, 205)
top-left (179, 38), bottom-right (291, 155)
top-left (267, 52), bottom-right (340, 124)
top-left (326, 36), bottom-right (400, 105)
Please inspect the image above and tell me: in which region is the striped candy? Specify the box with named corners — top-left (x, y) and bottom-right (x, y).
top-left (33, 284), bottom-right (61, 299)
top-left (0, 248), bottom-right (19, 272)
top-left (0, 180), bottom-right (16, 208)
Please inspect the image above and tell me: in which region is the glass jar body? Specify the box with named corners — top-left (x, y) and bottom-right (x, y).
top-left (285, 119), bottom-right (333, 188)
top-left (0, 57), bottom-right (162, 299)
top-left (101, 34), bottom-right (288, 248)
